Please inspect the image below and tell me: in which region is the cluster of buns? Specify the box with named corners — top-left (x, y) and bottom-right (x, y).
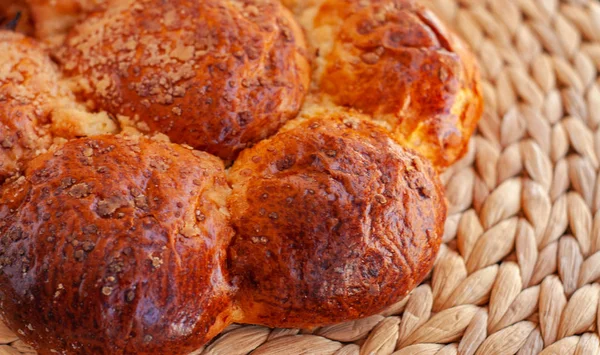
top-left (0, 0), bottom-right (482, 354)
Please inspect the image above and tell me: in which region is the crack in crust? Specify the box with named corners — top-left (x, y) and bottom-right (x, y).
top-left (25, 0), bottom-right (108, 46)
top-left (297, 0), bottom-right (483, 170)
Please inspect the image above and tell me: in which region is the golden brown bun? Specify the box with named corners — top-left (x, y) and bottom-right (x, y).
top-left (298, 0), bottom-right (483, 170)
top-left (25, 0), bottom-right (107, 46)
top-left (0, 135), bottom-right (236, 354)
top-left (0, 0), bottom-right (481, 351)
top-left (0, 31), bottom-right (60, 183)
top-left (228, 112), bottom-right (446, 328)
top-left (57, 0), bottom-right (311, 162)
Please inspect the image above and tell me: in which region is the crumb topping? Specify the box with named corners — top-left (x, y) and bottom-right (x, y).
top-left (0, 32), bottom-right (61, 182)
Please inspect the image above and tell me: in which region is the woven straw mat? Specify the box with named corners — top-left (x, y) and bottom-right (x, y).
top-left (3, 0), bottom-right (600, 354)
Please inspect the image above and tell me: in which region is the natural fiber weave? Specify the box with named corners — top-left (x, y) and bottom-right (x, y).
top-left (3, 0), bottom-right (600, 353)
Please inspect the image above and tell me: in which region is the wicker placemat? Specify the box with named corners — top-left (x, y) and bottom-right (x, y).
top-left (2, 0), bottom-right (600, 354)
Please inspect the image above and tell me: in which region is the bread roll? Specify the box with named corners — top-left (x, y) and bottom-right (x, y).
top-left (228, 112), bottom-right (446, 328)
top-left (0, 135), bottom-right (236, 354)
top-left (297, 0), bottom-right (483, 170)
top-left (57, 0), bottom-right (311, 162)
top-left (0, 0), bottom-right (483, 352)
top-left (0, 31), bottom-right (62, 183)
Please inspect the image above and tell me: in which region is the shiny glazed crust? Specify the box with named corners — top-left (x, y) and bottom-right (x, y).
top-left (228, 113), bottom-right (446, 328)
top-left (56, 0), bottom-right (311, 162)
top-left (298, 0), bottom-right (483, 170)
top-left (0, 135), bottom-right (236, 354)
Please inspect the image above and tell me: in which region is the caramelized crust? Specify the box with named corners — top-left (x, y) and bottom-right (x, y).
top-left (298, 0), bottom-right (483, 170)
top-left (0, 0), bottom-right (482, 351)
top-left (0, 135), bottom-right (235, 354)
top-left (0, 31), bottom-right (61, 183)
top-left (228, 112), bottom-right (446, 328)
top-left (57, 0), bottom-right (311, 162)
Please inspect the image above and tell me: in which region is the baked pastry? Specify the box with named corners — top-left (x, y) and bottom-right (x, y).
top-left (0, 31), bottom-right (56, 183)
top-left (0, 30), bottom-right (118, 184)
top-left (228, 112), bottom-right (445, 328)
top-left (0, 0), bottom-right (482, 353)
top-left (56, 0), bottom-right (311, 162)
top-left (295, 0), bottom-right (483, 170)
top-left (0, 112), bottom-right (444, 355)
top-left (0, 134), bottom-right (236, 354)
